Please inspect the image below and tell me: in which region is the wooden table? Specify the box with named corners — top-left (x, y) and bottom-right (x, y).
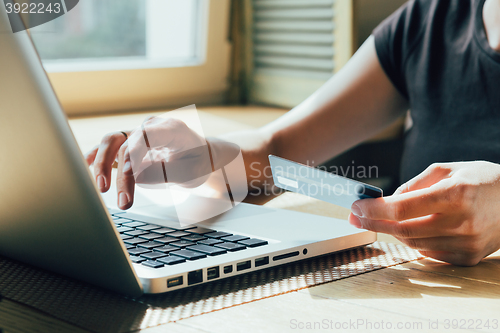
top-left (1, 106), bottom-right (499, 333)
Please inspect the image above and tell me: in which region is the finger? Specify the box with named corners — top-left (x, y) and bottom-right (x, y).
top-left (134, 161), bottom-right (168, 184)
top-left (419, 250), bottom-right (481, 267)
top-left (396, 236), bottom-right (467, 253)
top-left (119, 130), bottom-right (138, 175)
top-left (84, 145), bottom-right (99, 166)
top-left (349, 213), bottom-right (457, 238)
top-left (394, 163), bottom-right (452, 195)
top-left (135, 156), bottom-right (212, 187)
top-left (352, 184), bottom-right (449, 222)
top-left (93, 133), bottom-right (127, 192)
top-left (126, 128), bottom-right (158, 177)
top-left (116, 142), bottom-right (135, 210)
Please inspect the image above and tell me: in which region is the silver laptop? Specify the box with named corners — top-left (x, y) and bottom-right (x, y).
top-left (0, 7), bottom-right (375, 297)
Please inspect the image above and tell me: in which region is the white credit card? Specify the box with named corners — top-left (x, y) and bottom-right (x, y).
top-left (269, 155), bottom-right (383, 209)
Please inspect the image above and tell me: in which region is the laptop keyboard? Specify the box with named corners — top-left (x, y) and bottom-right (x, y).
top-left (111, 213), bottom-right (268, 269)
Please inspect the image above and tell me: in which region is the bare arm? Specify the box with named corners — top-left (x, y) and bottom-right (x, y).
top-left (224, 36), bottom-right (409, 186)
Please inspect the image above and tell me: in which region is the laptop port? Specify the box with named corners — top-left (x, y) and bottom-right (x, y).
top-left (255, 256), bottom-right (269, 267)
top-left (167, 276), bottom-right (183, 288)
top-left (224, 265), bottom-right (233, 274)
top-left (207, 266), bottom-right (220, 280)
top-left (188, 269), bottom-right (203, 285)
top-left (273, 251), bottom-right (299, 261)
top-left (236, 260), bottom-right (251, 271)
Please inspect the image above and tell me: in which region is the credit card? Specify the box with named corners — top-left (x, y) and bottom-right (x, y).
top-left (269, 155), bottom-right (383, 209)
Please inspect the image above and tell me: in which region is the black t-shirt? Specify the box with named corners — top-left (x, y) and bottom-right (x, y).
top-left (373, 0), bottom-right (500, 183)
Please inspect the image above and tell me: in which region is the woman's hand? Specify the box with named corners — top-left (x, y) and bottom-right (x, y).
top-left (85, 117), bottom-right (213, 210)
top-left (349, 161), bottom-right (500, 266)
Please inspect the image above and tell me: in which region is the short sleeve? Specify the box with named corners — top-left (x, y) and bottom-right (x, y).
top-left (373, 0), bottom-right (429, 100)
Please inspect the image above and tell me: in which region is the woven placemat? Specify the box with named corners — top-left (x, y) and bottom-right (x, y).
top-left (0, 242), bottom-right (423, 332)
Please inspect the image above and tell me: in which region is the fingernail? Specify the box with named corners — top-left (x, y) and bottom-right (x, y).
top-left (97, 175), bottom-right (106, 191)
top-left (119, 192), bottom-right (130, 208)
top-left (351, 203), bottom-right (363, 217)
top-left (349, 214), bottom-right (362, 228)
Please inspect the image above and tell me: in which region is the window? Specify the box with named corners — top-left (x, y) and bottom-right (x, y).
top-left (30, 0), bottom-right (232, 115)
top-left (31, 0), bottom-right (203, 72)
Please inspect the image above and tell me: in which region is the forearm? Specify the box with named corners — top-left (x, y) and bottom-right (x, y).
top-left (263, 36), bottom-right (409, 165)
top-left (215, 128), bottom-right (276, 188)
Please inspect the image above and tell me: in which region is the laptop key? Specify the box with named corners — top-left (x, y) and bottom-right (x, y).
top-left (151, 227), bottom-right (176, 234)
top-left (170, 240), bottom-right (196, 248)
top-left (116, 226), bottom-right (134, 233)
top-left (138, 233), bottom-right (164, 240)
top-left (124, 237), bottom-right (148, 245)
top-left (167, 231), bottom-right (191, 238)
top-left (197, 238), bottom-right (223, 246)
top-left (154, 236), bottom-right (179, 244)
top-left (142, 260), bottom-right (164, 269)
top-left (187, 227), bottom-right (215, 235)
top-left (221, 235), bottom-right (249, 242)
top-left (128, 247), bottom-right (151, 256)
top-left (121, 221), bottom-right (147, 228)
top-left (181, 234), bottom-right (207, 242)
top-left (138, 241), bottom-right (164, 249)
top-left (124, 230), bottom-right (149, 237)
top-left (205, 231), bottom-right (232, 239)
top-left (215, 242), bottom-right (246, 252)
top-left (169, 225), bottom-right (197, 231)
top-left (238, 238), bottom-right (268, 247)
top-left (108, 208), bottom-right (125, 215)
top-left (157, 256), bottom-right (186, 265)
top-left (140, 252), bottom-right (167, 260)
top-left (154, 245), bottom-right (180, 254)
top-left (187, 244), bottom-right (227, 256)
top-left (112, 216), bottom-right (132, 222)
top-left (120, 234), bottom-right (133, 240)
top-left (125, 244), bottom-right (135, 249)
top-left (129, 256), bottom-right (146, 263)
top-left (136, 224), bottom-right (162, 231)
top-left (171, 249), bottom-right (207, 260)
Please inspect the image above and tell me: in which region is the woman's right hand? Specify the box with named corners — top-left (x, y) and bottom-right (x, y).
top-left (85, 117), bottom-right (215, 210)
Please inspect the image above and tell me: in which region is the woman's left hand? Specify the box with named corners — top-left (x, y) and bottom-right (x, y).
top-left (349, 161), bottom-right (500, 266)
